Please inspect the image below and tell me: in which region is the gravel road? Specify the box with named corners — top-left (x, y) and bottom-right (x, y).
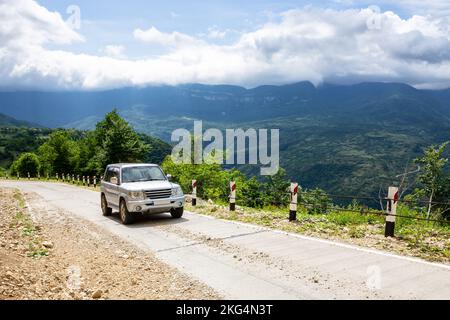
top-left (1, 180), bottom-right (449, 299)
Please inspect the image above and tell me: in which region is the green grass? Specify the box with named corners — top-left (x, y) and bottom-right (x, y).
top-left (10, 189), bottom-right (49, 259)
top-left (186, 200), bottom-right (450, 263)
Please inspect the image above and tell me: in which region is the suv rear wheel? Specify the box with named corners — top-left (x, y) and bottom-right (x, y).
top-left (119, 199), bottom-right (134, 225)
top-left (170, 207), bottom-right (184, 219)
top-left (101, 194), bottom-right (112, 216)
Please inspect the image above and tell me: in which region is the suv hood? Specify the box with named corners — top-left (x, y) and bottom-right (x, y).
top-left (121, 180), bottom-right (177, 191)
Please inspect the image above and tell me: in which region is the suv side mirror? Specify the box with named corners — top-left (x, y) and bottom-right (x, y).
top-left (166, 174), bottom-right (172, 181)
top-left (110, 176), bottom-right (119, 185)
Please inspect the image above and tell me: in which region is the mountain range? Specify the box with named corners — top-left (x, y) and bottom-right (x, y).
top-left (1, 81), bottom-right (450, 197)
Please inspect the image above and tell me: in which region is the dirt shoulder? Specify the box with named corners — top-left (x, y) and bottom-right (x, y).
top-left (0, 188), bottom-right (220, 300)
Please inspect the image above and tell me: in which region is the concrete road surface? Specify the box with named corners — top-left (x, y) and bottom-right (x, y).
top-left (1, 180), bottom-right (449, 299)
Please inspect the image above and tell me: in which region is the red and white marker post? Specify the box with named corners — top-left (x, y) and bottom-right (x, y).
top-left (230, 181), bottom-right (236, 211)
top-left (289, 182), bottom-right (299, 221)
top-left (192, 180), bottom-right (197, 206)
top-left (385, 186), bottom-right (399, 237)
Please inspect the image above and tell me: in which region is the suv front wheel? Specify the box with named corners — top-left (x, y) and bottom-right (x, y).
top-left (170, 207), bottom-right (184, 219)
top-left (119, 199), bottom-right (134, 225)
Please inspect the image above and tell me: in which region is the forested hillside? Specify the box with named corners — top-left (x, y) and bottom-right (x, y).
top-left (2, 82), bottom-right (450, 196)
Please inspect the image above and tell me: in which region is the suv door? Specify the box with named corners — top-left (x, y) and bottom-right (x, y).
top-left (103, 166), bottom-right (120, 207)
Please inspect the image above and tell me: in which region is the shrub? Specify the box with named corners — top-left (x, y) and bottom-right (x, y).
top-left (10, 152), bottom-right (40, 177)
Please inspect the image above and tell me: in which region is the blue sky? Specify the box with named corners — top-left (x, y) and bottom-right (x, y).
top-left (38, 0), bottom-right (410, 58)
top-left (1, 0), bottom-right (450, 90)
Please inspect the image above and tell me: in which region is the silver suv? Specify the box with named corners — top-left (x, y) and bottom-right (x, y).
top-left (100, 163), bottom-right (184, 224)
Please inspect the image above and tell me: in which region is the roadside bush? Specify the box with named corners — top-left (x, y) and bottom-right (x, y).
top-left (238, 177), bottom-right (264, 208)
top-left (262, 168), bottom-right (290, 207)
top-left (300, 188), bottom-right (331, 214)
top-left (10, 152), bottom-right (40, 177)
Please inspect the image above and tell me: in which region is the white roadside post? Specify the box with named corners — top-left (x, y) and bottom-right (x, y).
top-left (230, 181), bottom-right (236, 211)
top-left (87, 176), bottom-right (90, 187)
top-left (72, 174), bottom-right (75, 184)
top-left (192, 180), bottom-right (197, 206)
top-left (17, 173), bottom-right (19, 180)
top-left (37, 172), bottom-right (40, 180)
top-left (385, 186), bottom-right (399, 237)
top-left (77, 175), bottom-right (80, 185)
top-left (56, 173), bottom-right (59, 181)
top-left (27, 172), bottom-right (30, 180)
top-left (94, 176), bottom-right (97, 188)
top-left (82, 176), bottom-right (85, 186)
top-left (289, 182), bottom-right (299, 221)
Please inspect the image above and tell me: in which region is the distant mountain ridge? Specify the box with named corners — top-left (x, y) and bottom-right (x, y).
top-left (0, 112), bottom-right (40, 127)
top-left (0, 81), bottom-right (449, 128)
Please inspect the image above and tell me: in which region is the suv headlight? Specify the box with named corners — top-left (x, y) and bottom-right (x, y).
top-left (171, 186), bottom-right (183, 197)
top-left (129, 191), bottom-right (145, 200)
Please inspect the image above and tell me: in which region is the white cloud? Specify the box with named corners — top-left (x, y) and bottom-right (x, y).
top-left (103, 45), bottom-right (126, 59)
top-left (2, 1), bottom-right (450, 90)
top-left (207, 27), bottom-right (228, 39)
top-left (133, 27), bottom-right (202, 47)
top-left (0, 0), bottom-right (83, 48)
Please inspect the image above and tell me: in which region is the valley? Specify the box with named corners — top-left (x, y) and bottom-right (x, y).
top-left (1, 81), bottom-right (450, 196)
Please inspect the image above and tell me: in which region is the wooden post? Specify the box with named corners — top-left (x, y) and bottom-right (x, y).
top-left (384, 186), bottom-right (399, 237)
top-left (230, 181), bottom-right (236, 211)
top-left (289, 182), bottom-right (299, 221)
top-left (192, 180), bottom-right (197, 206)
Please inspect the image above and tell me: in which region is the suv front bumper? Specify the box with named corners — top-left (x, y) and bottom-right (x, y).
top-left (127, 195), bottom-right (185, 213)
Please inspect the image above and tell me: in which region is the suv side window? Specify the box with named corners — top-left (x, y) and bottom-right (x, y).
top-left (104, 167), bottom-right (119, 183)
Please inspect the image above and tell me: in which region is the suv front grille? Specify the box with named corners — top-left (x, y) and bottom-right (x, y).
top-left (145, 189), bottom-right (172, 199)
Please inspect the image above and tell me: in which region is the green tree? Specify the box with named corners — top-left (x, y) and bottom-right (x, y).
top-left (38, 131), bottom-right (80, 175)
top-left (414, 142), bottom-right (449, 218)
top-left (161, 155), bottom-right (239, 202)
top-left (263, 167), bottom-right (290, 207)
top-left (239, 176), bottom-right (264, 208)
top-left (300, 188), bottom-right (331, 214)
top-left (90, 110), bottom-right (149, 174)
top-left (10, 152), bottom-right (40, 177)
top-left (77, 130), bottom-right (99, 175)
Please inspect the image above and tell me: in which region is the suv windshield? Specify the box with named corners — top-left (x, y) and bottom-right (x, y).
top-left (122, 166), bottom-right (166, 183)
